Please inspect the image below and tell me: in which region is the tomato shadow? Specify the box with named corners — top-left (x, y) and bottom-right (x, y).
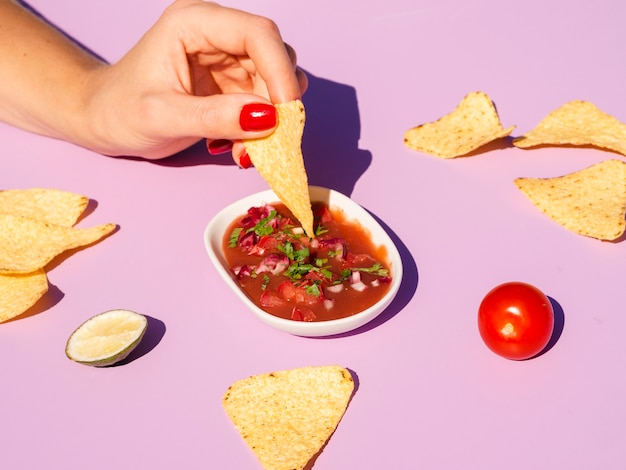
top-left (532, 296), bottom-right (565, 359)
top-left (109, 315), bottom-right (166, 366)
top-left (314, 213), bottom-right (418, 339)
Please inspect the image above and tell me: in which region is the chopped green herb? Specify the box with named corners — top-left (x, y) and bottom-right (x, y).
top-left (228, 227), bottom-right (243, 248)
top-left (305, 282), bottom-right (322, 297)
top-left (261, 275), bottom-right (270, 291)
top-left (332, 268), bottom-right (352, 285)
top-left (315, 224), bottom-right (329, 236)
top-left (278, 241), bottom-right (309, 263)
top-left (247, 210), bottom-right (277, 237)
top-left (353, 263), bottom-right (389, 277)
top-left (320, 268), bottom-right (333, 280)
top-left (286, 263), bottom-right (316, 280)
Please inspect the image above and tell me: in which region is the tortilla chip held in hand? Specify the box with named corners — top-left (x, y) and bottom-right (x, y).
top-left (222, 365), bottom-right (355, 470)
top-left (244, 100), bottom-right (314, 237)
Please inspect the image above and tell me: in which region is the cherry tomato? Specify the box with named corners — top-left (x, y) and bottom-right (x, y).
top-left (478, 282), bottom-right (554, 360)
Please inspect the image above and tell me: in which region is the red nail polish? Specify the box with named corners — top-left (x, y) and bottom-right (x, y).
top-left (240, 103), bottom-right (276, 131)
top-left (207, 139), bottom-right (233, 155)
top-left (239, 151), bottom-right (252, 169)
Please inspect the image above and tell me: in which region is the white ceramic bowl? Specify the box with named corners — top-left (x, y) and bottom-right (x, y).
top-left (204, 186), bottom-right (403, 337)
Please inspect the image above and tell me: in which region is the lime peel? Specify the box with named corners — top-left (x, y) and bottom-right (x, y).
top-left (65, 309), bottom-right (148, 367)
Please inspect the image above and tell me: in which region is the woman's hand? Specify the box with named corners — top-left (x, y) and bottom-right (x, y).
top-left (0, 0), bottom-right (307, 163)
top-left (85, 0), bottom-right (307, 162)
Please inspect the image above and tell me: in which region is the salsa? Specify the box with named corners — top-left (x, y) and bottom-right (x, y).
top-left (222, 202), bottom-right (393, 322)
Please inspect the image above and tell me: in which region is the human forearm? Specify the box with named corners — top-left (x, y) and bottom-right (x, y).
top-left (0, 0), bottom-right (306, 160)
top-left (0, 0), bottom-right (106, 143)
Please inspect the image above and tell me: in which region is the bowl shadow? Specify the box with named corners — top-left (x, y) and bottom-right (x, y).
top-left (311, 212), bottom-right (418, 339)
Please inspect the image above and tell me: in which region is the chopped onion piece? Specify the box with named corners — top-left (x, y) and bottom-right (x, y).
top-left (326, 284), bottom-right (344, 294)
top-left (323, 299), bottom-right (335, 310)
top-left (350, 281), bottom-right (368, 292)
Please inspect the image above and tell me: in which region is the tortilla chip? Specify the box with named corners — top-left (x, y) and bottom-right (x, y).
top-left (514, 159), bottom-right (626, 240)
top-left (244, 100), bottom-right (314, 237)
top-left (0, 188), bottom-right (88, 227)
top-left (222, 365), bottom-right (354, 470)
top-left (0, 269), bottom-right (48, 323)
top-left (404, 91), bottom-right (515, 158)
top-left (0, 214), bottom-right (116, 273)
top-left (513, 101), bottom-right (626, 156)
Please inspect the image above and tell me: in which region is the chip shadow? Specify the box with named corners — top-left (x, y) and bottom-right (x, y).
top-left (5, 281), bottom-right (64, 323)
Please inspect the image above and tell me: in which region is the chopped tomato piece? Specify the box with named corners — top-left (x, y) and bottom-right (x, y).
top-left (315, 205), bottom-right (334, 225)
top-left (291, 306), bottom-right (317, 322)
top-left (304, 270), bottom-right (327, 284)
top-left (277, 281), bottom-right (322, 305)
top-left (257, 235), bottom-right (278, 252)
top-left (260, 290), bottom-right (287, 308)
top-left (345, 252), bottom-right (377, 266)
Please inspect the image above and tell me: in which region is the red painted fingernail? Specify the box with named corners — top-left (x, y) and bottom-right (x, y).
top-left (207, 139), bottom-right (233, 155)
top-left (239, 151), bottom-right (252, 169)
top-left (240, 103), bottom-right (276, 131)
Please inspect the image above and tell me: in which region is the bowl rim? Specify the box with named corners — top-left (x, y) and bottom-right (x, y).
top-left (203, 186), bottom-right (403, 337)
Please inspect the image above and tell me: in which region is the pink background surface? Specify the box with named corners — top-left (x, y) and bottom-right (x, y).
top-left (2, 1), bottom-right (626, 468)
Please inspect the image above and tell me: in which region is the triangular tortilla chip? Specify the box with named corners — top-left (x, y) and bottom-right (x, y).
top-left (514, 159), bottom-right (626, 240)
top-left (513, 101), bottom-right (626, 156)
top-left (222, 365), bottom-right (354, 470)
top-left (244, 100), bottom-right (314, 236)
top-left (0, 214), bottom-right (116, 273)
top-left (0, 269), bottom-right (48, 323)
top-left (0, 188), bottom-right (88, 227)
top-left (404, 91), bottom-right (515, 158)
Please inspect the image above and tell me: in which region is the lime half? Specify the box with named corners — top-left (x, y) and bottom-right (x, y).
top-left (65, 309), bottom-right (148, 367)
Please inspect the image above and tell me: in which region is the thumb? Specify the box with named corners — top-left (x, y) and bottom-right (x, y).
top-left (160, 92), bottom-right (277, 140)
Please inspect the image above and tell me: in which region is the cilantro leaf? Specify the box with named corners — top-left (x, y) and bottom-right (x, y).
top-left (353, 263), bottom-right (389, 277)
top-left (247, 210), bottom-right (277, 236)
top-left (228, 227), bottom-right (242, 248)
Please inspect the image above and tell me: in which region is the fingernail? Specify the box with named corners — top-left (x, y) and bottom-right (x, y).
top-left (240, 103), bottom-right (276, 131)
top-left (239, 151), bottom-right (252, 169)
top-left (207, 139), bottom-right (233, 155)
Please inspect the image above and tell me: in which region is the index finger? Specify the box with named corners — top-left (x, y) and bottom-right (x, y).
top-left (168, 1), bottom-right (302, 103)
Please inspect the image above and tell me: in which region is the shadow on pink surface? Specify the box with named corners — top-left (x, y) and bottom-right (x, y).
top-left (301, 71), bottom-right (372, 197)
top-left (533, 296), bottom-right (565, 359)
top-left (112, 314), bottom-right (166, 366)
top-left (128, 71), bottom-right (373, 199)
top-left (314, 211), bottom-right (417, 339)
